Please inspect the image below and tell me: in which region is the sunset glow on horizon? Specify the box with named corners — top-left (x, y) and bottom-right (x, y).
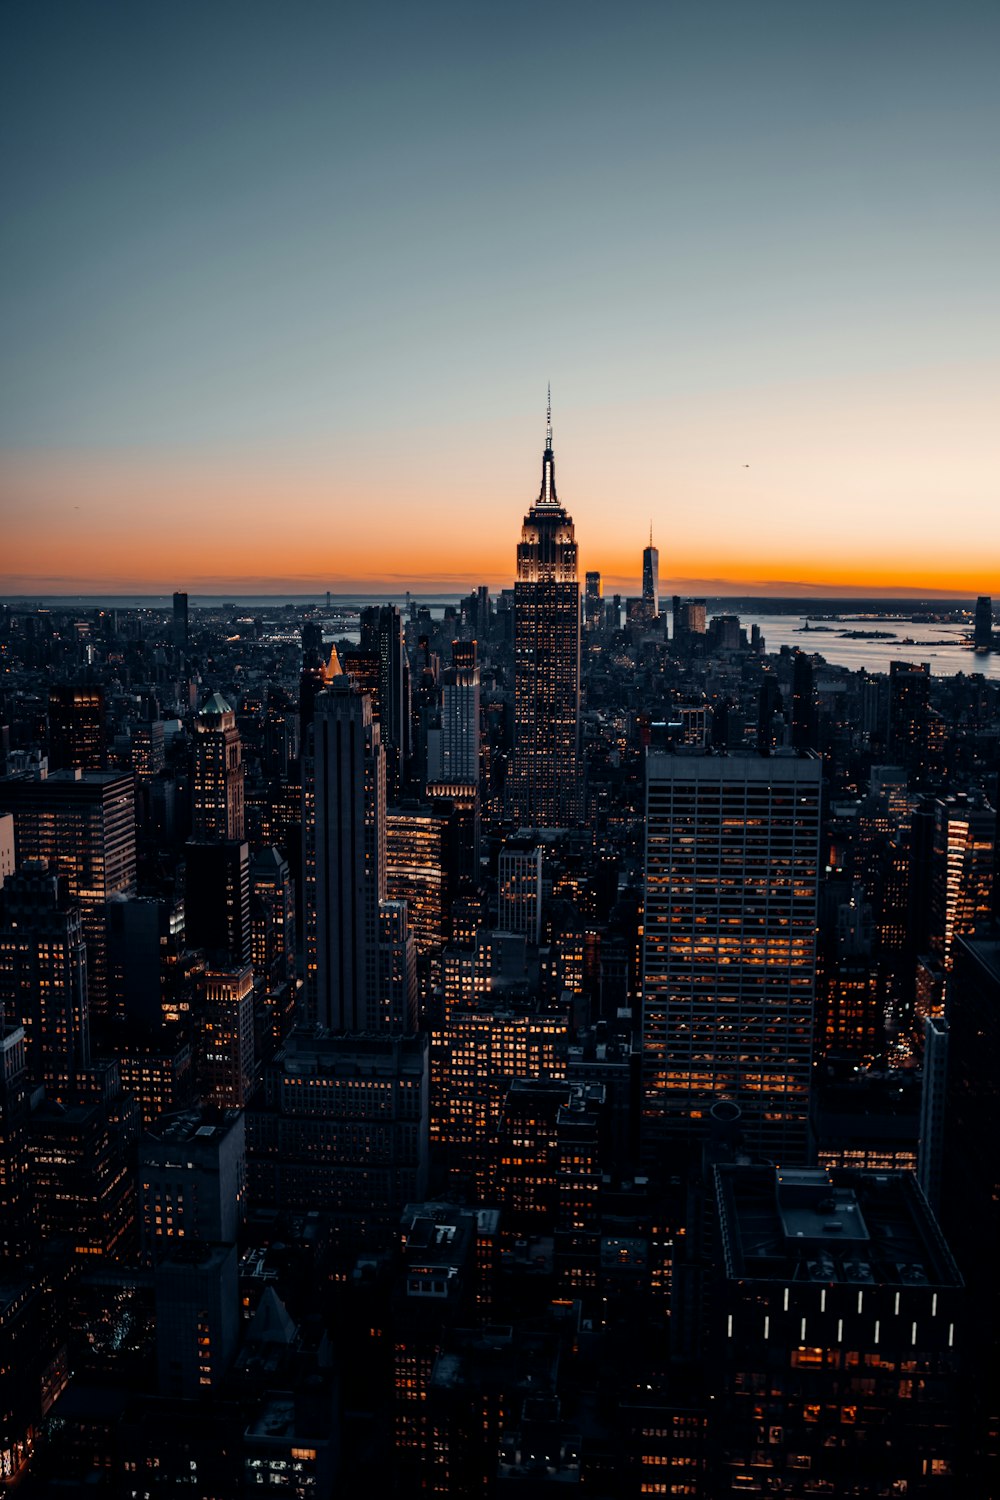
top-left (2, 2), bottom-right (998, 599)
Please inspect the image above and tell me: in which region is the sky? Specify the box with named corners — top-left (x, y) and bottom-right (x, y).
top-left (1, 0), bottom-right (998, 597)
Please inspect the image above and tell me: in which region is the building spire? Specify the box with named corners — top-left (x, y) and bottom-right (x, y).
top-left (537, 385), bottom-right (558, 506)
top-left (649, 520), bottom-right (654, 548)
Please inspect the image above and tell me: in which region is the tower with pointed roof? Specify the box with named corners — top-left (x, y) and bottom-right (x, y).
top-left (193, 692), bottom-right (245, 842)
top-left (508, 393), bottom-right (581, 827)
top-left (642, 523), bottom-right (659, 621)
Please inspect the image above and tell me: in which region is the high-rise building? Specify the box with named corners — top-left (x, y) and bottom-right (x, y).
top-left (47, 685), bottom-right (105, 772)
top-left (929, 792), bottom-right (994, 971)
top-left (387, 805), bottom-right (454, 957)
top-left (790, 650), bottom-right (817, 750)
top-left (172, 591), bottom-right (189, 654)
top-left (0, 1020), bottom-right (34, 1262)
top-left (192, 693), bottom-right (244, 842)
top-left (360, 604), bottom-right (408, 796)
top-left (196, 962), bottom-right (255, 1110)
top-left (378, 900), bottom-right (417, 1034)
top-left (155, 1241), bottom-right (239, 1398)
top-left (641, 526), bottom-right (659, 620)
top-left (309, 676), bottom-right (386, 1031)
top-left (642, 750), bottom-right (822, 1163)
top-left (184, 840), bottom-right (251, 969)
top-left (584, 571), bottom-right (602, 632)
top-left (498, 835), bottom-right (544, 946)
top-left (509, 398), bottom-right (580, 828)
top-left (0, 770), bottom-right (136, 1025)
top-left (0, 864), bottom-right (89, 1099)
top-left (439, 640), bottom-right (480, 786)
top-left (139, 1106), bottom-right (246, 1263)
top-left (973, 594), bottom-right (993, 651)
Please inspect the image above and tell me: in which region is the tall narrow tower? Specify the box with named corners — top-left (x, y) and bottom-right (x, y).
top-left (192, 693), bottom-right (245, 842)
top-left (509, 393), bottom-right (580, 827)
top-left (642, 525), bottom-right (659, 620)
top-left (311, 676), bottom-right (387, 1032)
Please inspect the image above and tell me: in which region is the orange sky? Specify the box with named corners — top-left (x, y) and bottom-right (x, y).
top-left (3, 372), bottom-right (999, 597)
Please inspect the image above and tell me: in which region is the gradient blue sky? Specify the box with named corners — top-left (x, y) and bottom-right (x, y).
top-left (2, 1), bottom-right (998, 594)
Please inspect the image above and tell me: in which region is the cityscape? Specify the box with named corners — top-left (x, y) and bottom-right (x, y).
top-left (2, 2), bottom-right (999, 1497)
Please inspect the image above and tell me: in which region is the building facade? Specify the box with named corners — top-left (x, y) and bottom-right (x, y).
top-left (509, 405), bottom-right (580, 828)
top-left (642, 750), bottom-right (822, 1163)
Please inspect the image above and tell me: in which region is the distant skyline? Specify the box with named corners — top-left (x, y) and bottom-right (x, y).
top-left (2, 1), bottom-right (998, 596)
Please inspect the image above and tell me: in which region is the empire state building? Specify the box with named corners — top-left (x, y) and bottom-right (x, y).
top-left (509, 397), bottom-right (581, 827)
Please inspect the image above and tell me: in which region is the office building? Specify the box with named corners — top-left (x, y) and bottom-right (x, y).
top-left (172, 591), bottom-right (189, 654)
top-left (0, 770), bottom-right (136, 1024)
top-left (641, 526), bottom-right (659, 620)
top-left (247, 1029), bottom-right (429, 1245)
top-left (973, 594), bottom-right (993, 651)
top-left (378, 899), bottom-right (418, 1034)
top-left (47, 685), bottom-right (105, 772)
top-left (192, 693), bottom-right (244, 842)
top-left (310, 677), bottom-right (386, 1032)
top-left (929, 792), bottom-right (994, 971)
top-left (713, 1165), bottom-right (962, 1496)
top-left (642, 750), bottom-right (822, 1163)
top-left (584, 570), bottom-right (602, 631)
top-left (155, 1241), bottom-right (239, 1398)
top-left (360, 603), bottom-right (409, 796)
top-left (0, 864), bottom-right (89, 1099)
top-left (250, 846), bottom-right (296, 997)
top-left (498, 835), bottom-right (544, 945)
top-left (387, 805), bottom-right (454, 957)
top-left (184, 839), bottom-right (251, 969)
top-left (0, 1020), bottom-right (34, 1262)
top-left (438, 639), bottom-right (480, 786)
top-left (139, 1106), bottom-right (247, 1262)
top-left (196, 963), bottom-right (255, 1109)
top-left (509, 399), bottom-right (580, 828)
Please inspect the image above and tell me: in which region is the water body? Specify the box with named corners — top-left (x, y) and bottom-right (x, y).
top-left (734, 614), bottom-right (999, 679)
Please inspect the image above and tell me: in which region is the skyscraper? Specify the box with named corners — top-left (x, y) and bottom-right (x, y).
top-left (0, 864), bottom-right (90, 1099)
top-left (641, 526), bottom-right (659, 620)
top-left (973, 594), bottom-right (993, 651)
top-left (192, 693), bottom-right (245, 842)
top-left (440, 640), bottom-right (480, 786)
top-left (360, 604), bottom-right (408, 797)
top-left (311, 676), bottom-right (386, 1032)
top-left (642, 750), bottom-right (822, 1162)
top-left (0, 770), bottom-right (136, 1025)
top-left (172, 591), bottom-right (189, 654)
top-left (509, 396), bottom-right (580, 828)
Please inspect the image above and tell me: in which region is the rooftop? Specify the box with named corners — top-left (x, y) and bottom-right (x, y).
top-left (716, 1166), bottom-right (962, 1289)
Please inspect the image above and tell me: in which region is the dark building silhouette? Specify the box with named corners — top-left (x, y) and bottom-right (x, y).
top-left (791, 649), bottom-right (817, 750)
top-left (973, 594), bottom-right (993, 651)
top-left (360, 603), bottom-right (408, 796)
top-left (47, 684), bottom-right (105, 772)
top-left (172, 591), bottom-right (189, 653)
top-left (309, 676), bottom-right (386, 1032)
